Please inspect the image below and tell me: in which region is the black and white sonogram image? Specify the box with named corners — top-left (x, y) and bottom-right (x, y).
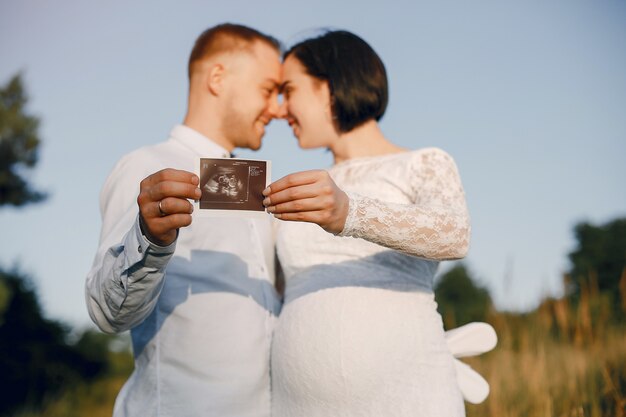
top-left (199, 158), bottom-right (268, 211)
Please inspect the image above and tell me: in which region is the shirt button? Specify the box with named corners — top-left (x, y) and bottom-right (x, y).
top-left (138, 245), bottom-right (143, 254)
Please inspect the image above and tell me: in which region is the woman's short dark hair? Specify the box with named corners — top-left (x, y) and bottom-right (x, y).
top-left (285, 30), bottom-right (388, 133)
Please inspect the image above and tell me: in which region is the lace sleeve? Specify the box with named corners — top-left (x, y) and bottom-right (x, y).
top-left (338, 148), bottom-right (470, 260)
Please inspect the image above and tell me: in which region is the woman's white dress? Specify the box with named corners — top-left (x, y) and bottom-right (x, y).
top-left (272, 148), bottom-right (471, 417)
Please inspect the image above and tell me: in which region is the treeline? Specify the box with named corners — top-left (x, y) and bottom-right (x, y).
top-left (436, 217), bottom-right (626, 331)
top-left (0, 73), bottom-right (124, 416)
top-left (0, 268), bottom-right (124, 416)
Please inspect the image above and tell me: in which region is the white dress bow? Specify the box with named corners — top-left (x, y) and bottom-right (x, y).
top-left (445, 322), bottom-right (498, 404)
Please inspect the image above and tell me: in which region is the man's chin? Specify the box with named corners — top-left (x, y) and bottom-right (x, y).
top-left (249, 127), bottom-right (266, 150)
top-left (247, 134), bottom-right (263, 150)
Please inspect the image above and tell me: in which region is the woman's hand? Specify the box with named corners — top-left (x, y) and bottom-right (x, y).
top-left (263, 170), bottom-right (349, 234)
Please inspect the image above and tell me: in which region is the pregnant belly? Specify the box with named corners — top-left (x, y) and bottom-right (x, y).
top-left (271, 287), bottom-right (461, 416)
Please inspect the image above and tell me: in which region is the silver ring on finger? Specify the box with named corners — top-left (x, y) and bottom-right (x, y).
top-left (158, 200), bottom-right (167, 217)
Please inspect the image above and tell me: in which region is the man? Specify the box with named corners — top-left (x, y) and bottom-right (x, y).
top-left (85, 24), bottom-right (282, 417)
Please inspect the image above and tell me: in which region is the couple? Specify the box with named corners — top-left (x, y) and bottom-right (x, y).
top-left (86, 23), bottom-right (494, 417)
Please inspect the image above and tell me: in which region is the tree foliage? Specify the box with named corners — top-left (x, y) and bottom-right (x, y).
top-left (567, 217), bottom-right (626, 317)
top-left (0, 73), bottom-right (46, 207)
top-left (435, 263), bottom-right (493, 328)
top-left (0, 74), bottom-right (113, 415)
top-left (0, 267), bottom-right (110, 416)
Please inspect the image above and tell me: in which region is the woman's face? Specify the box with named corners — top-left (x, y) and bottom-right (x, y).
top-left (279, 55), bottom-right (339, 148)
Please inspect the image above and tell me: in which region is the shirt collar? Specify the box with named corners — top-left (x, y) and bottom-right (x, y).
top-left (169, 124), bottom-right (231, 158)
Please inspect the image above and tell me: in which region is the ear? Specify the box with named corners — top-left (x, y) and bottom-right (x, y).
top-left (322, 83), bottom-right (336, 122)
top-left (207, 63), bottom-right (226, 96)
top-left (316, 81), bottom-right (335, 120)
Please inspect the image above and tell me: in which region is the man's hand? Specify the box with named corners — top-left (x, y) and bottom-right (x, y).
top-left (137, 169), bottom-right (201, 246)
top-left (262, 170), bottom-right (349, 235)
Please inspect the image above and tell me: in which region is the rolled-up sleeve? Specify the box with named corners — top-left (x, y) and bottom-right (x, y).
top-left (85, 152), bottom-right (175, 334)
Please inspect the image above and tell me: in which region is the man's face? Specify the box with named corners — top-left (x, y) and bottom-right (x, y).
top-left (222, 42), bottom-right (281, 150)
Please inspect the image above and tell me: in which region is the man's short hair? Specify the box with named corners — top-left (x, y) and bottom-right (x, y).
top-left (188, 23), bottom-right (281, 79)
top-left (284, 30), bottom-right (388, 133)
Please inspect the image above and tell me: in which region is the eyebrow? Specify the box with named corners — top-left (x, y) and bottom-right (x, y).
top-left (279, 80), bottom-right (291, 93)
top-left (264, 79), bottom-right (280, 90)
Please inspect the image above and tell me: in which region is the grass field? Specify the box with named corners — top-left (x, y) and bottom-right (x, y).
top-left (17, 280), bottom-right (626, 417)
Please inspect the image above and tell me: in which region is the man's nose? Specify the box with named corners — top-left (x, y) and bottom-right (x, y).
top-left (266, 95), bottom-right (281, 119)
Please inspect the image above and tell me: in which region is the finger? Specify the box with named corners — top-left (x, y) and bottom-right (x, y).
top-left (143, 213), bottom-right (193, 236)
top-left (263, 183), bottom-right (321, 206)
top-left (141, 168), bottom-right (199, 187)
top-left (139, 211), bottom-right (193, 246)
top-left (153, 213), bottom-right (194, 230)
top-left (153, 197), bottom-right (194, 217)
top-left (267, 196), bottom-right (331, 214)
top-left (146, 181), bottom-right (201, 203)
top-left (139, 195), bottom-right (194, 221)
top-left (272, 210), bottom-right (330, 225)
top-left (263, 170), bottom-right (326, 196)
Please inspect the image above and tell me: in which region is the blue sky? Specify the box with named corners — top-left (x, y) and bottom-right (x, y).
top-left (1, 0), bottom-right (625, 328)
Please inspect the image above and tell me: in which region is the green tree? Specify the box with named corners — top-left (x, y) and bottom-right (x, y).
top-left (567, 217), bottom-right (626, 317)
top-left (435, 263), bottom-right (493, 328)
top-left (0, 73), bottom-right (46, 206)
top-left (0, 73), bottom-right (111, 416)
top-left (0, 268), bottom-right (109, 416)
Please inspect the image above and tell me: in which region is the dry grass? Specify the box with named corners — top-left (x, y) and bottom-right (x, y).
top-left (16, 276), bottom-right (626, 417)
top-left (465, 276), bottom-right (625, 417)
top-left (465, 327), bottom-right (624, 417)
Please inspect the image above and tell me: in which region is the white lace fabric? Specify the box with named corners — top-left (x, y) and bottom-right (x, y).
top-left (277, 147), bottom-right (470, 285)
top-left (338, 147), bottom-right (470, 260)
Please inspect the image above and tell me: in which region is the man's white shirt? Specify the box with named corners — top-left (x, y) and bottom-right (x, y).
top-left (85, 125), bottom-right (279, 417)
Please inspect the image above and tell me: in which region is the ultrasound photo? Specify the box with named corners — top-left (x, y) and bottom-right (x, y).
top-left (196, 158), bottom-right (270, 214)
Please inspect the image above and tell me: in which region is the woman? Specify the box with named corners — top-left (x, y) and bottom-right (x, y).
top-left (264, 30), bottom-right (487, 416)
